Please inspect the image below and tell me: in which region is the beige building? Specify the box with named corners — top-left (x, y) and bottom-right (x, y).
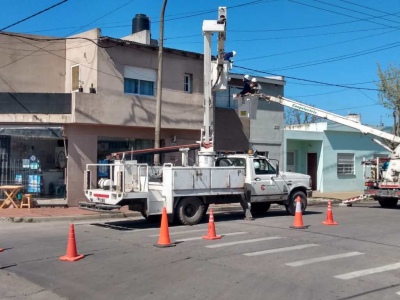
top-left (0, 15), bottom-right (285, 207)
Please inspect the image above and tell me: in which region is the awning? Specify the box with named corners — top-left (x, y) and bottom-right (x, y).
top-left (0, 126), bottom-right (64, 139)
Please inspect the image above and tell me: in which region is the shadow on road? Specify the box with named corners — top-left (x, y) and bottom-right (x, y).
top-left (89, 208), bottom-right (322, 231)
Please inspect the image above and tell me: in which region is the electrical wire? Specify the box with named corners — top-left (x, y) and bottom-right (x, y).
top-left (234, 65), bottom-right (381, 91)
top-left (0, 0), bottom-right (68, 31)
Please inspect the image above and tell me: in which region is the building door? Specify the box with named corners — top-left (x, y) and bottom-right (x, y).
top-left (307, 153), bottom-right (317, 190)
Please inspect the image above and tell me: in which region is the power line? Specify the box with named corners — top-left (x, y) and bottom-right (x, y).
top-left (313, 0), bottom-right (400, 26)
top-left (236, 28), bottom-right (398, 62)
top-left (234, 65), bottom-right (381, 91)
top-left (290, 0), bottom-right (400, 29)
top-left (266, 41), bottom-right (400, 72)
top-left (0, 0), bottom-right (68, 31)
top-left (339, 0), bottom-right (400, 20)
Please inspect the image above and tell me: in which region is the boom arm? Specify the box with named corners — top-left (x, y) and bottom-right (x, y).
top-left (262, 95), bottom-right (400, 144)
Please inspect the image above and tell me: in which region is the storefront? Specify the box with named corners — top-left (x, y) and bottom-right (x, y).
top-left (0, 126), bottom-right (66, 203)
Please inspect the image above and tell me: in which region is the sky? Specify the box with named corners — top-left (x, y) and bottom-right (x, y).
top-left (2, 0), bottom-right (400, 126)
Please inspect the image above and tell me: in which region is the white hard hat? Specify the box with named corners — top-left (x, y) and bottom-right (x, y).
top-left (254, 161), bottom-right (260, 169)
top-left (232, 50), bottom-right (237, 57)
top-left (244, 74), bottom-right (250, 80)
top-left (251, 78), bottom-right (257, 83)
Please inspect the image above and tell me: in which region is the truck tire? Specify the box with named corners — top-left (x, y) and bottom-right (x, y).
top-left (285, 191), bottom-right (307, 216)
top-left (251, 202), bottom-right (271, 215)
top-left (378, 198), bottom-right (398, 208)
top-left (176, 197), bottom-right (205, 225)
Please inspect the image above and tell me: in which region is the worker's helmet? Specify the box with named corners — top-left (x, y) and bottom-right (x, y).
top-left (244, 74), bottom-right (250, 81)
top-left (232, 50), bottom-right (237, 57)
top-left (251, 78), bottom-right (257, 83)
top-left (253, 161), bottom-right (260, 169)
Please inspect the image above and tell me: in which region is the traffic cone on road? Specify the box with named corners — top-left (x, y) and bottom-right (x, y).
top-left (0, 248), bottom-right (3, 252)
top-left (59, 224), bottom-right (84, 262)
top-left (154, 207), bottom-right (175, 248)
top-left (202, 210), bottom-right (222, 240)
top-left (290, 196), bottom-right (309, 229)
top-left (322, 201), bottom-right (338, 225)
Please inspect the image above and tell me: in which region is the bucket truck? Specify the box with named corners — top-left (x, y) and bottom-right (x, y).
top-left (81, 7), bottom-right (312, 225)
top-left (251, 94), bottom-right (400, 208)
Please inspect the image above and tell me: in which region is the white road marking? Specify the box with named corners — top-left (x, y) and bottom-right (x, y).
top-left (243, 244), bottom-right (319, 256)
top-left (286, 252), bottom-right (364, 267)
top-left (396, 291), bottom-right (400, 296)
top-left (176, 232), bottom-right (247, 242)
top-left (335, 262), bottom-right (400, 280)
top-left (149, 229), bottom-right (206, 237)
top-left (206, 237), bottom-right (283, 248)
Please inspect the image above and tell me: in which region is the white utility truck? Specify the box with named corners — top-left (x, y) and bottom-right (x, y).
top-left (254, 94), bottom-right (400, 209)
top-left (81, 7), bottom-right (312, 225)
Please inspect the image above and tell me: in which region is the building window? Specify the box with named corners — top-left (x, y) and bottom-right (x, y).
top-left (184, 73), bottom-right (192, 93)
top-left (337, 153), bottom-right (354, 175)
top-left (71, 65), bottom-right (80, 91)
top-left (124, 78), bottom-right (154, 96)
top-left (124, 66), bottom-right (156, 96)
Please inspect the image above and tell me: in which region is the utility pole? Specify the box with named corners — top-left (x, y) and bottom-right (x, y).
top-left (154, 0), bottom-right (168, 166)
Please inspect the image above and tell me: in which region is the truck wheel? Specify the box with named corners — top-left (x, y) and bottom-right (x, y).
top-left (251, 202), bottom-right (271, 215)
top-left (176, 197), bottom-right (205, 225)
top-left (378, 198), bottom-right (398, 208)
top-left (285, 191), bottom-right (307, 216)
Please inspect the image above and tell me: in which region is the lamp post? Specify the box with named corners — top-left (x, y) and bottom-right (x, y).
top-left (154, 0), bottom-right (168, 165)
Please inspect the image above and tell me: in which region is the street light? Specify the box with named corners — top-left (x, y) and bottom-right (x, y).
top-left (154, 0), bottom-right (168, 166)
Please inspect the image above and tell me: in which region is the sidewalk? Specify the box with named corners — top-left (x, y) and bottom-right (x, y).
top-left (0, 191), bottom-right (371, 223)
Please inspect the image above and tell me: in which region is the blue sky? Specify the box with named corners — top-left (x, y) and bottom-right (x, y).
top-left (2, 0), bottom-right (400, 126)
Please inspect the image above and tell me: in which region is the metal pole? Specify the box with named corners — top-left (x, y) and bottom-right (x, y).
top-left (154, 0), bottom-right (168, 166)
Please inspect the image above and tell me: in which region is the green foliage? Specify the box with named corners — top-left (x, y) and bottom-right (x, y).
top-left (376, 63), bottom-right (400, 139)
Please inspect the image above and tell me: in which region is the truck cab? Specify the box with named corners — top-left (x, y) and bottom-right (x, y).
top-left (215, 153), bottom-right (312, 215)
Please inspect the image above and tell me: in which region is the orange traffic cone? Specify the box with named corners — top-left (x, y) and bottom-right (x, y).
top-left (0, 248), bottom-right (3, 252)
top-left (322, 201), bottom-right (338, 225)
top-left (60, 224), bottom-right (84, 262)
top-left (290, 196), bottom-right (309, 229)
top-left (154, 207), bottom-right (176, 248)
top-left (202, 209), bottom-right (222, 240)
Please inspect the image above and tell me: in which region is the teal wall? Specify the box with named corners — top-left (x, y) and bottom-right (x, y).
top-left (284, 127), bottom-right (390, 192)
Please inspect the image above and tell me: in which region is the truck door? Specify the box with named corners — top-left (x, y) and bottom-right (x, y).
top-left (250, 158), bottom-right (288, 201)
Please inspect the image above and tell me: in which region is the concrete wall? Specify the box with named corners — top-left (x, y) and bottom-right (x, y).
top-left (65, 29), bottom-right (99, 93)
top-left (0, 32), bottom-right (66, 93)
top-left (72, 90), bottom-right (203, 129)
top-left (97, 41), bottom-right (204, 95)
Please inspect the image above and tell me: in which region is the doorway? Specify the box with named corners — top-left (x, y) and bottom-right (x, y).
top-left (307, 153), bottom-right (317, 190)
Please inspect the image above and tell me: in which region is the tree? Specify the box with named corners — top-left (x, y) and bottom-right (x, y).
top-left (284, 105), bottom-right (322, 125)
top-left (376, 63), bottom-right (400, 149)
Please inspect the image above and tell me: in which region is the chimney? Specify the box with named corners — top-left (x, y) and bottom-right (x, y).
top-left (121, 14), bottom-right (158, 45)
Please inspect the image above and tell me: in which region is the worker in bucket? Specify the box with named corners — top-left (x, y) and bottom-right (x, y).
top-left (235, 74), bottom-right (251, 97)
top-left (250, 78), bottom-right (262, 94)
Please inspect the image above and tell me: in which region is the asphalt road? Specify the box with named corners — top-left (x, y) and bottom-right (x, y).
top-left (1, 203), bottom-right (400, 300)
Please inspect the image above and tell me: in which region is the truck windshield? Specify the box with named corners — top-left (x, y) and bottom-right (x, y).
top-left (253, 158), bottom-right (276, 175)
top-left (215, 158), bottom-right (246, 167)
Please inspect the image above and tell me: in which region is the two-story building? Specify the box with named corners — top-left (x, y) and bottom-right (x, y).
top-left (0, 14), bottom-right (285, 206)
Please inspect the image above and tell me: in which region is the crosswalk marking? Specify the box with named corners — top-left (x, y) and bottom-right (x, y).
top-left (243, 244), bottom-right (319, 256)
top-left (176, 232), bottom-right (247, 242)
top-left (149, 229), bottom-right (206, 237)
top-left (286, 252), bottom-right (364, 267)
top-left (206, 237), bottom-right (283, 249)
top-left (334, 262), bottom-right (400, 280)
